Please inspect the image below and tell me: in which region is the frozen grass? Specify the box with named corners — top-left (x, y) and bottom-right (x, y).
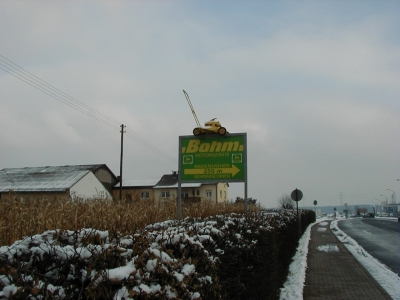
top-left (0, 197), bottom-right (260, 247)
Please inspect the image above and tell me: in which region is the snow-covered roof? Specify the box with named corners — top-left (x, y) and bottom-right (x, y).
top-left (154, 183), bottom-right (202, 189)
top-left (156, 173), bottom-right (179, 187)
top-left (114, 172), bottom-right (218, 190)
top-left (0, 166), bottom-right (92, 193)
top-left (114, 179), bottom-right (160, 188)
top-left (152, 173), bottom-right (203, 189)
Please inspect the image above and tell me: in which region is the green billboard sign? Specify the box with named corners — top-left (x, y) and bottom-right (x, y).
top-left (179, 133), bottom-right (247, 182)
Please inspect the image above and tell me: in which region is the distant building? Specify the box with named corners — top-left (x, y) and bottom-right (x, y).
top-left (1, 166), bottom-right (229, 204)
top-left (73, 164), bottom-right (119, 195)
top-left (113, 171), bottom-right (229, 204)
top-left (0, 165), bottom-right (117, 201)
top-left (113, 178), bottom-right (159, 203)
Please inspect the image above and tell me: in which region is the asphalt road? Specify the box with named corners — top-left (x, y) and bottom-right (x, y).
top-left (337, 217), bottom-right (400, 276)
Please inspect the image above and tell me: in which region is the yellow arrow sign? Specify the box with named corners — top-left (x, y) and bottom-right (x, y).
top-left (184, 164), bottom-right (240, 176)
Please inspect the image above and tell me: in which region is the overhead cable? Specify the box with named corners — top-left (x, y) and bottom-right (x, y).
top-left (0, 54), bottom-right (177, 163)
top-left (125, 130), bottom-right (177, 162)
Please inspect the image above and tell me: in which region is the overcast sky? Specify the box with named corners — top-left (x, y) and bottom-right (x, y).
top-left (1, 1), bottom-right (399, 209)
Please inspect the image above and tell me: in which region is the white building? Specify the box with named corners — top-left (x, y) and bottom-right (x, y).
top-left (0, 165), bottom-right (114, 201)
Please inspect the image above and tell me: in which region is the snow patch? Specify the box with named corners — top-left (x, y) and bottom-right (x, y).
top-left (317, 244), bottom-right (339, 252)
top-left (279, 218), bottom-right (327, 299)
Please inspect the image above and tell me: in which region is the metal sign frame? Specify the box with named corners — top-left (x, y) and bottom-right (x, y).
top-left (179, 133), bottom-right (247, 183)
top-left (178, 133), bottom-right (247, 218)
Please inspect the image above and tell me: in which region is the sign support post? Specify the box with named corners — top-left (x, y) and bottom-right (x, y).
top-left (291, 188), bottom-right (303, 237)
top-left (178, 138), bottom-right (182, 220)
top-left (177, 181), bottom-right (182, 220)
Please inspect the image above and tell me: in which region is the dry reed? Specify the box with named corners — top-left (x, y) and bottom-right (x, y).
top-left (0, 197), bottom-right (260, 247)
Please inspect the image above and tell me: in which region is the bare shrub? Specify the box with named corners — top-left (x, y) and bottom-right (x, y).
top-left (277, 194), bottom-right (296, 210)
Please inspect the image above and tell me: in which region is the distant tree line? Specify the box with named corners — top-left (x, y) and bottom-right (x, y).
top-left (235, 197), bottom-right (257, 205)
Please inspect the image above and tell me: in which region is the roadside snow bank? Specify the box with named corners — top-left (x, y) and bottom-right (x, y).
top-left (331, 220), bottom-right (400, 300)
top-left (279, 218), bottom-right (328, 300)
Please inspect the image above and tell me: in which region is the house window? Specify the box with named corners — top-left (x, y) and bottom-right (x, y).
top-left (161, 191), bottom-right (170, 198)
top-left (181, 191), bottom-right (189, 198)
top-left (220, 190), bottom-right (222, 198)
top-left (196, 190), bottom-right (200, 196)
top-left (141, 191), bottom-right (149, 199)
top-left (206, 190), bottom-right (212, 198)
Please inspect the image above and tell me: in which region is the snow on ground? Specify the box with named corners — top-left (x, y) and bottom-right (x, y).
top-left (316, 244), bottom-right (339, 253)
top-left (279, 217), bottom-right (400, 300)
top-left (278, 218), bottom-right (315, 300)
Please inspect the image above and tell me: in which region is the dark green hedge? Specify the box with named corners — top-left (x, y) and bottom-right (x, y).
top-left (0, 209), bottom-right (316, 299)
top-left (215, 209), bottom-right (315, 300)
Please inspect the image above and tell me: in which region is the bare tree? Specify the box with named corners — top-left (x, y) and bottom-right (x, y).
top-left (278, 193), bottom-right (295, 209)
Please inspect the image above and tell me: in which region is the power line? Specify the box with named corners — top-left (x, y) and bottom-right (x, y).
top-left (0, 54), bottom-right (177, 164)
top-left (0, 55), bottom-right (121, 127)
top-left (125, 130), bottom-right (177, 162)
top-left (0, 60), bottom-right (120, 130)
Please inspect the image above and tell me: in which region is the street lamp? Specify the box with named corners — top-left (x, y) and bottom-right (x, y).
top-left (380, 195), bottom-right (388, 214)
top-left (371, 200), bottom-right (377, 216)
top-left (387, 189), bottom-right (396, 204)
top-left (387, 189), bottom-right (398, 217)
top-left (372, 199), bottom-right (379, 210)
top-left (374, 199), bottom-right (382, 209)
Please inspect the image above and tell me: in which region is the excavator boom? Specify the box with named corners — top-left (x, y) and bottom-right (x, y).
top-left (183, 90), bottom-right (228, 136)
top-left (183, 90), bottom-right (201, 128)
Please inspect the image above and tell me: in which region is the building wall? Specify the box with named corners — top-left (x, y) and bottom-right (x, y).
top-left (93, 167), bottom-right (118, 194)
top-left (216, 182), bottom-right (229, 204)
top-left (199, 183), bottom-right (229, 204)
top-left (154, 183), bottom-right (229, 204)
top-left (154, 188), bottom-right (177, 203)
top-left (0, 191), bottom-right (69, 201)
top-left (113, 187), bottom-right (155, 203)
top-left (110, 182), bottom-right (229, 204)
top-left (70, 172), bottom-right (113, 200)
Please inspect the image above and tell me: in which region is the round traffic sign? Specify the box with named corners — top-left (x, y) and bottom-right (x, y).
top-left (313, 200), bottom-right (317, 206)
top-left (291, 189), bottom-right (303, 202)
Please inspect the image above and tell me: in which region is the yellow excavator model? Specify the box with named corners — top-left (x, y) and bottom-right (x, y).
top-left (183, 90), bottom-right (227, 136)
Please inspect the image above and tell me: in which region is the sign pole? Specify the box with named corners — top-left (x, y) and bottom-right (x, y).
top-left (119, 124), bottom-right (125, 202)
top-left (313, 200), bottom-right (317, 216)
top-left (291, 188), bottom-right (303, 237)
top-left (178, 181), bottom-right (182, 220)
top-left (244, 133), bottom-right (248, 213)
top-left (178, 138), bottom-right (182, 220)
top-left (244, 180), bottom-right (248, 213)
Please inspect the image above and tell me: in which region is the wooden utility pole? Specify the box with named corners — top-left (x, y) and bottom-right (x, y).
top-left (119, 124), bottom-right (125, 201)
